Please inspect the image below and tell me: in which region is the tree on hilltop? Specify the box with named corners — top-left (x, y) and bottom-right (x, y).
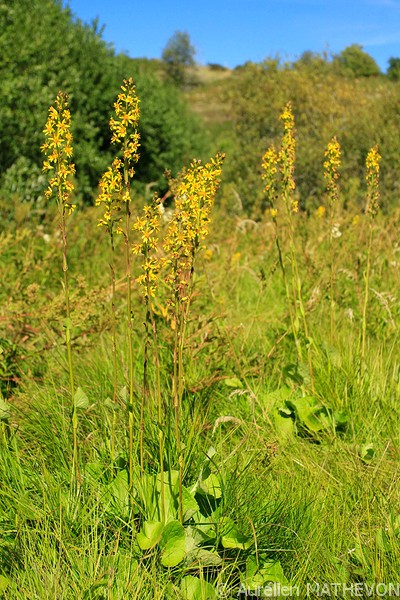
top-left (161, 31), bottom-right (196, 87)
top-left (334, 44), bottom-right (381, 77)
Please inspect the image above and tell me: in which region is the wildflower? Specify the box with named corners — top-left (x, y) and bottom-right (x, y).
top-left (365, 145), bottom-right (381, 218)
top-left (41, 92), bottom-right (76, 213)
top-left (279, 102), bottom-right (296, 197)
top-left (315, 206), bottom-right (326, 219)
top-left (270, 207), bottom-right (278, 219)
top-left (132, 197), bottom-right (161, 298)
top-left (261, 145), bottom-right (278, 194)
top-left (324, 136), bottom-right (341, 206)
top-left (96, 78), bottom-right (140, 232)
top-left (163, 153), bottom-right (225, 304)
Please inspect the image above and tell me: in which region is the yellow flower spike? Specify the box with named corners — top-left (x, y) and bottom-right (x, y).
top-left (132, 197), bottom-right (162, 299)
top-left (261, 146), bottom-right (278, 194)
top-left (279, 102), bottom-right (296, 199)
top-left (41, 91), bottom-right (75, 213)
top-left (96, 79), bottom-right (140, 233)
top-left (324, 136), bottom-right (341, 206)
top-left (365, 145), bottom-right (381, 218)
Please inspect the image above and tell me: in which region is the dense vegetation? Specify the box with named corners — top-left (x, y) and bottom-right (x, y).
top-left (0, 0), bottom-right (206, 205)
top-left (1, 2), bottom-right (400, 599)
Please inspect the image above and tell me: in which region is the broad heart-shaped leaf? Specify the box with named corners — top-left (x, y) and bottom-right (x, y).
top-left (287, 396), bottom-right (332, 433)
top-left (185, 547), bottom-right (223, 567)
top-left (0, 396), bottom-right (10, 421)
top-left (73, 386), bottom-right (89, 409)
top-left (137, 520), bottom-right (164, 551)
top-left (220, 517), bottom-right (252, 550)
top-left (180, 575), bottom-right (217, 600)
top-left (198, 473), bottom-right (222, 499)
top-left (244, 556), bottom-right (289, 589)
top-left (160, 520), bottom-right (186, 567)
top-left (104, 470), bottom-right (130, 519)
top-left (274, 406), bottom-right (295, 437)
top-left (182, 485), bottom-right (199, 522)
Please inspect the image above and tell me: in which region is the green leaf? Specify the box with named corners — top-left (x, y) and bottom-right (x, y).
top-left (274, 407), bottom-right (295, 437)
top-left (198, 473), bottom-right (222, 499)
top-left (160, 520), bottom-right (186, 567)
top-left (137, 520), bottom-right (164, 550)
top-left (287, 396), bottom-right (331, 433)
top-left (244, 557), bottom-right (289, 588)
top-left (223, 377), bottom-right (243, 388)
top-left (0, 574), bottom-right (10, 593)
top-left (182, 486), bottom-right (199, 522)
top-left (180, 575), bottom-right (217, 600)
top-left (104, 397), bottom-right (118, 411)
top-left (104, 470), bottom-right (130, 518)
top-left (0, 397), bottom-right (10, 421)
top-left (360, 443), bottom-right (375, 462)
top-left (118, 386), bottom-right (128, 404)
top-left (74, 387), bottom-right (89, 409)
top-left (186, 547), bottom-right (223, 567)
top-left (220, 517), bottom-right (252, 550)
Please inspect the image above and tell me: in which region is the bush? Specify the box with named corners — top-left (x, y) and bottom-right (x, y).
top-left (0, 1), bottom-right (207, 202)
top-left (224, 60), bottom-right (400, 213)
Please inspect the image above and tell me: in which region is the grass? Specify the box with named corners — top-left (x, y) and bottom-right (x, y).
top-left (1, 85), bottom-right (400, 599)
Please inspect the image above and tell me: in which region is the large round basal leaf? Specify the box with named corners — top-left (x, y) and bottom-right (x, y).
top-left (160, 520), bottom-right (186, 567)
top-left (104, 470), bottom-right (130, 519)
top-left (137, 520), bottom-right (164, 551)
top-left (220, 517), bottom-right (252, 550)
top-left (244, 556), bottom-right (289, 588)
top-left (198, 473), bottom-right (222, 499)
top-left (180, 575), bottom-right (217, 600)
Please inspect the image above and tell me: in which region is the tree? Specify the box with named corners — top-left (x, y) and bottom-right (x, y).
top-left (387, 57), bottom-right (400, 81)
top-left (334, 44), bottom-right (381, 77)
top-left (161, 31), bottom-right (196, 87)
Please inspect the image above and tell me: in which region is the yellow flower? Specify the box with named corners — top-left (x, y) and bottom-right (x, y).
top-left (96, 79), bottom-right (140, 231)
top-left (315, 205), bottom-right (326, 219)
top-left (365, 145), bottom-right (381, 218)
top-left (324, 136), bottom-right (341, 205)
top-left (41, 92), bottom-right (75, 212)
top-left (270, 207), bottom-right (278, 219)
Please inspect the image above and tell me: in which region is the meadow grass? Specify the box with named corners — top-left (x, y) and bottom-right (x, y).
top-left (1, 85), bottom-right (400, 599)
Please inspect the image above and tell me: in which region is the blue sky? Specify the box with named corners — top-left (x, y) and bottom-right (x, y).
top-left (64, 0), bottom-right (400, 72)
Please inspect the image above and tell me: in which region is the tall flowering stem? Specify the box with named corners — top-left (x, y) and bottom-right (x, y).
top-left (97, 78), bottom-right (140, 498)
top-left (41, 92), bottom-right (78, 485)
top-left (262, 144), bottom-right (297, 350)
top-left (264, 104), bottom-right (314, 389)
top-left (163, 153), bottom-right (224, 522)
top-left (324, 136), bottom-right (341, 342)
top-left (362, 145), bottom-right (381, 370)
top-left (97, 158), bottom-right (124, 406)
top-left (132, 199), bottom-right (163, 514)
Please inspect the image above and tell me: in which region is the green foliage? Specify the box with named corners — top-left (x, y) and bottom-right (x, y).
top-left (131, 70), bottom-right (209, 187)
top-left (334, 44), bottom-right (381, 77)
top-left (224, 60), bottom-right (400, 213)
top-left (0, 2), bottom-right (207, 202)
top-left (387, 57), bottom-right (400, 81)
top-left (161, 30), bottom-right (196, 87)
